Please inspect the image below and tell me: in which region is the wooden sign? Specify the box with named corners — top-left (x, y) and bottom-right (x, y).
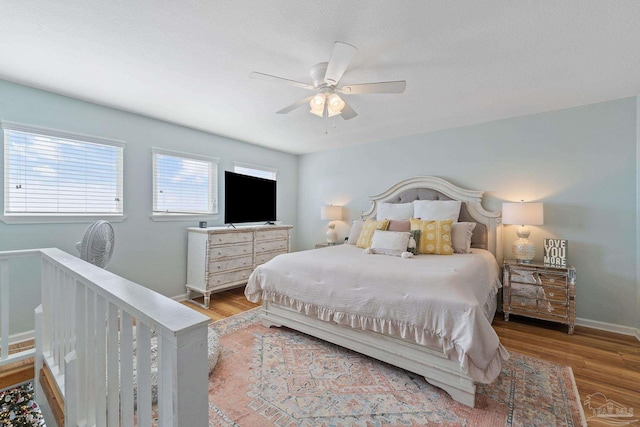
top-left (543, 238), bottom-right (567, 267)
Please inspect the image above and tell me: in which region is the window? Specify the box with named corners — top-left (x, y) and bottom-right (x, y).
top-left (233, 162), bottom-right (277, 181)
top-left (152, 148), bottom-right (218, 215)
top-left (3, 121), bottom-right (124, 219)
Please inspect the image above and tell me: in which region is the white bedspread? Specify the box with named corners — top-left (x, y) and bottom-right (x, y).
top-left (245, 244), bottom-right (509, 383)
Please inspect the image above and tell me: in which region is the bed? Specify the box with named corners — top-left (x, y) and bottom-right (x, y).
top-left (245, 176), bottom-right (508, 407)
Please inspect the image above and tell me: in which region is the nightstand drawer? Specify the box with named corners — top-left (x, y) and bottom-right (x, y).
top-left (511, 283), bottom-right (541, 299)
top-left (538, 272), bottom-right (568, 288)
top-left (546, 300), bottom-right (568, 318)
top-left (511, 296), bottom-right (537, 311)
top-left (540, 286), bottom-right (568, 302)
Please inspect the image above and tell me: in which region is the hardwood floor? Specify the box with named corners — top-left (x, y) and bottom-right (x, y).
top-left (3, 286), bottom-right (638, 419)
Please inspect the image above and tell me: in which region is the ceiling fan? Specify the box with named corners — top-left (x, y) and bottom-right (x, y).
top-left (249, 41), bottom-right (406, 121)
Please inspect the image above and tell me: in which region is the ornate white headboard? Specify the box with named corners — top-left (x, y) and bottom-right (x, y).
top-left (362, 176), bottom-right (502, 261)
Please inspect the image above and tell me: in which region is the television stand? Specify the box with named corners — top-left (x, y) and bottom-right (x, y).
top-left (185, 225), bottom-right (293, 308)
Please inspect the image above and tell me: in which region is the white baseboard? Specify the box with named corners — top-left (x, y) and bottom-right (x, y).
top-left (576, 317), bottom-right (639, 339)
top-left (172, 293), bottom-right (189, 302)
top-left (9, 330), bottom-right (35, 344)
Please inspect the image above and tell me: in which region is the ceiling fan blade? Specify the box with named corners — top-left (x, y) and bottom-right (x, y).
top-left (249, 72), bottom-right (315, 90)
top-left (340, 100), bottom-right (358, 120)
top-left (324, 42), bottom-right (358, 86)
top-left (339, 80), bottom-right (407, 95)
top-left (276, 96), bottom-right (314, 114)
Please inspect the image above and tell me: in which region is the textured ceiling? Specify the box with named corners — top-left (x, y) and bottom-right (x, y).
top-left (1, 1), bottom-right (639, 154)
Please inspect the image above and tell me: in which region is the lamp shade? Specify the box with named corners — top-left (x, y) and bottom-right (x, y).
top-left (502, 202), bottom-right (544, 225)
top-left (320, 205), bottom-right (342, 221)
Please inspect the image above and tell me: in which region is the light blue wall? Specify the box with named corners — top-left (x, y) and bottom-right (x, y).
top-left (0, 79), bottom-right (298, 311)
top-left (298, 98), bottom-right (638, 328)
top-left (637, 96), bottom-right (640, 333)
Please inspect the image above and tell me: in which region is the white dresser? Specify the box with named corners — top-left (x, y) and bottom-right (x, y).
top-left (186, 225), bottom-right (293, 308)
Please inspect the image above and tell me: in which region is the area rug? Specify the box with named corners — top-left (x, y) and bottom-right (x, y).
top-left (208, 308), bottom-right (586, 427)
top-left (0, 382), bottom-right (45, 426)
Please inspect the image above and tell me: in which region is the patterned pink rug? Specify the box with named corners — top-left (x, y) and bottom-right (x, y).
top-left (208, 308), bottom-right (586, 426)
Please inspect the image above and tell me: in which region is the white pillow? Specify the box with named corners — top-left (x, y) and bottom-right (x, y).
top-left (452, 222), bottom-right (476, 254)
top-left (376, 202), bottom-right (414, 220)
top-left (347, 219), bottom-right (365, 244)
top-left (369, 230), bottom-right (411, 256)
top-left (412, 200), bottom-right (462, 223)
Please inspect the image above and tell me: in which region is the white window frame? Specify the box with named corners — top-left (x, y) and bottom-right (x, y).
top-left (151, 148), bottom-right (219, 221)
top-left (233, 162), bottom-right (277, 181)
top-left (1, 121), bottom-right (126, 224)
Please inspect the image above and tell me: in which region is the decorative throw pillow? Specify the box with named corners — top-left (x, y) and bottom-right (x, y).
top-left (452, 222), bottom-right (477, 254)
top-left (387, 219), bottom-right (411, 232)
top-left (347, 219), bottom-right (365, 245)
top-left (356, 219), bottom-right (389, 248)
top-left (410, 218), bottom-right (454, 255)
top-left (369, 230), bottom-right (411, 256)
top-left (376, 202), bottom-right (414, 220)
top-left (412, 200), bottom-right (462, 223)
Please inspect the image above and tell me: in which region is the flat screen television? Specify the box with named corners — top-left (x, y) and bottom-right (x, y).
top-left (224, 171), bottom-right (277, 225)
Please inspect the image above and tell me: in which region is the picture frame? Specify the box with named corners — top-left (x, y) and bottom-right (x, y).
top-left (543, 238), bottom-right (568, 268)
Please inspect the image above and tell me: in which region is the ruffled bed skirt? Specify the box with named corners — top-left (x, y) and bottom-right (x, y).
top-left (246, 289), bottom-right (509, 384)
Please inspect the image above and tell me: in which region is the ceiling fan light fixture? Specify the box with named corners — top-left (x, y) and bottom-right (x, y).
top-left (310, 93), bottom-right (326, 117)
top-left (327, 93), bottom-right (345, 116)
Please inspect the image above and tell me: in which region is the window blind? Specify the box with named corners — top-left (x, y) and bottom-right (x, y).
top-left (3, 123), bottom-right (124, 216)
top-left (152, 149), bottom-right (218, 215)
top-left (234, 162), bottom-right (277, 181)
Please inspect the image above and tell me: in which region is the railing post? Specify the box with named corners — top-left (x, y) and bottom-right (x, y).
top-left (1, 259), bottom-right (9, 362)
top-left (64, 350), bottom-right (78, 427)
top-left (34, 305), bottom-right (44, 403)
top-left (158, 325), bottom-right (209, 427)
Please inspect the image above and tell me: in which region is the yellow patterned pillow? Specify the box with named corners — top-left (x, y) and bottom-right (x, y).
top-left (410, 218), bottom-right (454, 255)
top-left (356, 219), bottom-right (389, 248)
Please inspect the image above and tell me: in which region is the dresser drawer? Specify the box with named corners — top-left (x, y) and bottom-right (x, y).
top-left (207, 268), bottom-right (252, 290)
top-left (255, 239), bottom-right (288, 253)
top-left (255, 250), bottom-right (287, 265)
top-left (208, 231), bottom-right (253, 246)
top-left (209, 255), bottom-right (253, 273)
top-left (208, 242), bottom-right (253, 259)
top-left (255, 229), bottom-right (289, 241)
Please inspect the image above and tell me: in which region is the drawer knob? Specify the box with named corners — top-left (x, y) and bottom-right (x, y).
top-left (217, 252), bottom-right (222, 256)
top-left (217, 266), bottom-right (221, 269)
top-left (550, 278), bottom-right (555, 283)
top-left (549, 292), bottom-right (554, 297)
top-left (521, 302), bottom-right (526, 306)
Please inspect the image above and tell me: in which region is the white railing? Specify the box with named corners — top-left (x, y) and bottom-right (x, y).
top-left (0, 249), bottom-right (40, 367)
top-left (2, 248), bottom-right (211, 427)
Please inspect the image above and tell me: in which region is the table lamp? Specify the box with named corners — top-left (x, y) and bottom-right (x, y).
top-left (321, 205), bottom-right (342, 244)
top-left (502, 201), bottom-right (544, 263)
